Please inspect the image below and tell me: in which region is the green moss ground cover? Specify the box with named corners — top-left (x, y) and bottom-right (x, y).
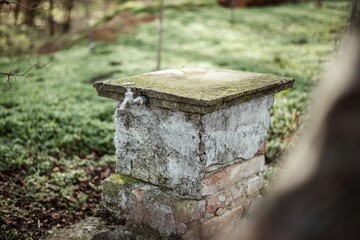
top-left (0, 1), bottom-right (350, 239)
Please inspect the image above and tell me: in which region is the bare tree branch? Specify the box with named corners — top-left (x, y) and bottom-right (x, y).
top-left (1, 60), bottom-right (51, 90)
top-left (0, 0), bottom-right (41, 10)
top-left (0, 0), bottom-right (59, 14)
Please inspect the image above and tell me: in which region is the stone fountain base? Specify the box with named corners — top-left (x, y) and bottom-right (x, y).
top-left (100, 155), bottom-right (265, 240)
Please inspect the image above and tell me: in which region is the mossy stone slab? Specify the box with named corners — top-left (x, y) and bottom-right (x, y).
top-left (94, 67), bottom-right (294, 114)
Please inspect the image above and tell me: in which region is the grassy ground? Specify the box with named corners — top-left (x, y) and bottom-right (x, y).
top-left (0, 1), bottom-right (350, 239)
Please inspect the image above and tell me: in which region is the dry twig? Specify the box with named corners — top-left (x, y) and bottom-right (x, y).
top-left (1, 60), bottom-right (51, 90)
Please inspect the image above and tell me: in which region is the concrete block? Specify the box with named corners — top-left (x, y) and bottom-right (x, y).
top-left (115, 99), bottom-right (270, 198)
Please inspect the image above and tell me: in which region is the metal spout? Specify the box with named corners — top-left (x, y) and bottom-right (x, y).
top-left (118, 82), bottom-right (148, 114)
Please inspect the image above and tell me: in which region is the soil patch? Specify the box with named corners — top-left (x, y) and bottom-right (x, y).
top-left (36, 12), bottom-right (156, 54)
top-left (0, 162), bottom-right (114, 239)
top-left (88, 71), bottom-right (122, 84)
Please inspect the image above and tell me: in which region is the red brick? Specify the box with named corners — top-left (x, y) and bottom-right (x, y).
top-left (201, 170), bottom-right (230, 196)
top-left (214, 207), bottom-right (226, 216)
top-left (199, 205), bottom-right (244, 238)
top-left (202, 170), bottom-right (229, 187)
top-left (183, 221), bottom-right (200, 240)
top-left (201, 156), bottom-right (265, 196)
top-left (255, 142), bottom-right (267, 156)
top-left (173, 199), bottom-right (206, 223)
top-left (247, 176), bottom-right (263, 196)
top-left (230, 183), bottom-right (247, 208)
top-left (205, 190), bottom-right (232, 217)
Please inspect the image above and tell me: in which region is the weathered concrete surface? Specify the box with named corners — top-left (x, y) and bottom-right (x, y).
top-left (42, 216), bottom-right (162, 240)
top-left (114, 96), bottom-right (271, 198)
top-left (203, 96), bottom-right (273, 168)
top-left (94, 67), bottom-right (294, 114)
top-left (114, 105), bottom-right (204, 197)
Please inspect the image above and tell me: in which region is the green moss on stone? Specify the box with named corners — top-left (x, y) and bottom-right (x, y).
top-left (97, 68), bottom-right (293, 101)
top-left (102, 173), bottom-right (137, 198)
top-left (108, 173), bottom-right (137, 185)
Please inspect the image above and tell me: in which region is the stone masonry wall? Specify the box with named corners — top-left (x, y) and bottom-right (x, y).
top-left (101, 155), bottom-right (265, 239)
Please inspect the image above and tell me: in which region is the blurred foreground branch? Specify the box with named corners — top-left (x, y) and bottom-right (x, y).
top-left (241, 13), bottom-right (360, 240)
top-left (350, 0), bottom-right (359, 25)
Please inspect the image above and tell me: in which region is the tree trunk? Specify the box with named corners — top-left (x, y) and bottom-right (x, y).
top-left (83, 0), bottom-right (94, 51)
top-left (23, 0), bottom-right (39, 26)
top-left (156, 0), bottom-right (164, 70)
top-left (0, 2), bottom-right (2, 24)
top-left (315, 0), bottom-right (322, 8)
top-left (230, 0), bottom-right (236, 23)
top-left (13, 0), bottom-right (22, 24)
top-left (48, 0), bottom-right (55, 36)
top-left (62, 0), bottom-right (74, 33)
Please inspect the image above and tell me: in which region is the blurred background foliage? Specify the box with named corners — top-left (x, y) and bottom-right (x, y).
top-left (0, 0), bottom-right (352, 239)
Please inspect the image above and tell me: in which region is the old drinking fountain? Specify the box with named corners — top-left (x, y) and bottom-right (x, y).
top-left (93, 67), bottom-right (294, 239)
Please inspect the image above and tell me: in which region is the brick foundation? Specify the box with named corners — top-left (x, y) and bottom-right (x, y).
top-left (101, 156), bottom-right (265, 239)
